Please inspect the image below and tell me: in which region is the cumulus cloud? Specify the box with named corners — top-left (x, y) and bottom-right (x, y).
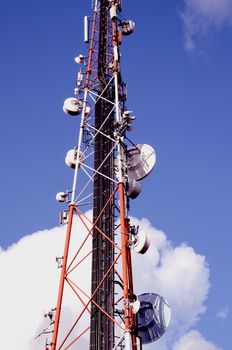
top-left (180, 0), bottom-right (232, 51)
top-left (173, 330), bottom-right (222, 350)
top-left (0, 214), bottom-right (92, 350)
top-left (129, 216), bottom-right (210, 349)
top-left (0, 227), bottom-right (62, 350)
top-left (0, 214), bottom-right (215, 349)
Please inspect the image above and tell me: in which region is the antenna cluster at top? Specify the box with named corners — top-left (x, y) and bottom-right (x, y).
top-left (56, 0), bottom-right (158, 209)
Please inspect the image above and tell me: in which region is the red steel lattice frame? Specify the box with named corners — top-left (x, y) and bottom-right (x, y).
top-left (51, 185), bottom-right (137, 349)
top-left (48, 1), bottom-right (139, 349)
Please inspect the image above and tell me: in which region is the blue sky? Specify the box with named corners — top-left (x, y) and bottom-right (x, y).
top-left (0, 0), bottom-right (231, 349)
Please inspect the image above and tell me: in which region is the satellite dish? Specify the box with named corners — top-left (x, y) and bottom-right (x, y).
top-left (74, 54), bottom-right (84, 64)
top-left (127, 144), bottom-right (156, 181)
top-left (133, 231), bottom-right (150, 254)
top-left (56, 192), bottom-right (67, 202)
top-left (131, 300), bottom-right (141, 314)
top-left (136, 293), bottom-right (171, 344)
top-left (121, 20), bottom-right (135, 35)
top-left (63, 97), bottom-right (82, 116)
top-left (65, 149), bottom-right (85, 169)
top-left (127, 179), bottom-right (141, 199)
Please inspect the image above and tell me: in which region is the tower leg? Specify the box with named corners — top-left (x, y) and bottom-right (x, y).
top-left (51, 205), bottom-right (75, 350)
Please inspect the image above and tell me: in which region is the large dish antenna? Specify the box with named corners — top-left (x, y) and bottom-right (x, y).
top-left (127, 144), bottom-right (156, 181)
top-left (136, 293), bottom-right (171, 344)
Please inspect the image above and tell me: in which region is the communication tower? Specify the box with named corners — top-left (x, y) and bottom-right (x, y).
top-left (40, 1), bottom-right (171, 349)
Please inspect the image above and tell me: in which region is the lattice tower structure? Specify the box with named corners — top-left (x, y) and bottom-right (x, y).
top-left (47, 1), bottom-right (139, 350)
top-left (91, 1), bottom-right (115, 348)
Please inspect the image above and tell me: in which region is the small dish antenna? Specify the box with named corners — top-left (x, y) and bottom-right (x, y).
top-left (131, 300), bottom-right (141, 314)
top-left (127, 144), bottom-right (156, 181)
top-left (65, 149), bottom-right (85, 169)
top-left (133, 230), bottom-right (150, 254)
top-left (120, 20), bottom-right (135, 35)
top-left (56, 192), bottom-right (67, 203)
top-left (74, 54), bottom-right (84, 64)
top-left (136, 293), bottom-right (171, 344)
top-left (63, 97), bottom-right (83, 116)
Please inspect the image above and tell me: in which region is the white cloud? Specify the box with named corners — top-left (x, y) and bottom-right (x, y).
top-left (216, 307), bottom-right (229, 320)
top-left (129, 216), bottom-right (210, 349)
top-left (0, 214), bottom-right (217, 350)
top-left (180, 0), bottom-right (232, 51)
top-left (173, 330), bottom-right (222, 350)
top-left (0, 214), bottom-right (92, 350)
top-left (0, 227), bottom-right (62, 350)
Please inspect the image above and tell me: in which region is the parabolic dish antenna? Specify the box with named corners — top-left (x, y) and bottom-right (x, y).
top-left (136, 293), bottom-right (171, 344)
top-left (65, 149), bottom-right (85, 169)
top-left (127, 144), bottom-right (156, 181)
top-left (63, 97), bottom-right (82, 116)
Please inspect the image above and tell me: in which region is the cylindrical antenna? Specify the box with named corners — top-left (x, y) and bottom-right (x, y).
top-left (84, 16), bottom-right (89, 43)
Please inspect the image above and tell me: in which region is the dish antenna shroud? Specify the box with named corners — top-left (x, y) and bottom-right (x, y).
top-left (127, 144), bottom-right (156, 181)
top-left (136, 293), bottom-right (171, 344)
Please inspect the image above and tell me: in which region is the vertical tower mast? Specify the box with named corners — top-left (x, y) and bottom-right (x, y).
top-left (40, 1), bottom-right (165, 350)
top-left (91, 1), bottom-right (115, 348)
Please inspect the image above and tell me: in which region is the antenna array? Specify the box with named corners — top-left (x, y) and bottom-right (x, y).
top-left (39, 1), bottom-right (170, 350)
